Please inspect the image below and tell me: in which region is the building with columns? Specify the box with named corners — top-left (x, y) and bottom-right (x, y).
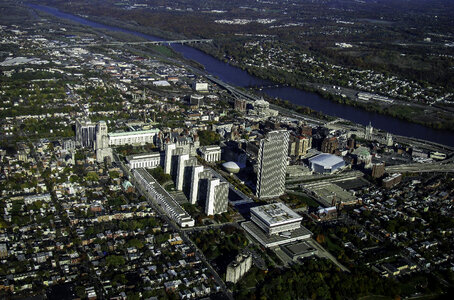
top-left (108, 128), bottom-right (160, 146)
top-left (199, 145), bottom-right (221, 162)
top-left (127, 153), bottom-right (162, 169)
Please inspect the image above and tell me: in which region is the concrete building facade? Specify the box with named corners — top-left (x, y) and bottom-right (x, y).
top-left (226, 253), bottom-right (252, 284)
top-left (95, 121), bottom-right (113, 163)
top-left (199, 145), bottom-right (221, 162)
top-left (127, 153), bottom-right (162, 169)
top-left (108, 129), bottom-right (160, 147)
top-left (75, 118), bottom-right (96, 148)
top-left (205, 179), bottom-right (228, 216)
top-left (256, 130), bottom-right (289, 199)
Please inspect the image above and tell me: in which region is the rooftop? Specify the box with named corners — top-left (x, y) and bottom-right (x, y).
top-left (127, 152), bottom-right (161, 161)
top-left (242, 221), bottom-right (311, 248)
top-left (251, 203), bottom-right (302, 227)
top-left (109, 128), bottom-right (160, 137)
top-left (309, 153), bottom-right (344, 168)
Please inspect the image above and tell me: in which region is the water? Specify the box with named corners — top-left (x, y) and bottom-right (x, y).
top-left (28, 4), bottom-right (454, 147)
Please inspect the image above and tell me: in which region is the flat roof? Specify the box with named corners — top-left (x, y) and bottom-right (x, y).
top-left (242, 221), bottom-right (312, 248)
top-left (309, 153), bottom-right (344, 168)
top-left (109, 128), bottom-right (160, 137)
top-left (135, 168), bottom-right (188, 218)
top-left (282, 241), bottom-right (317, 257)
top-left (127, 152), bottom-right (161, 161)
top-left (251, 203), bottom-right (302, 227)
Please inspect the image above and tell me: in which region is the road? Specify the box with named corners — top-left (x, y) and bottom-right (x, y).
top-left (113, 155), bottom-right (234, 300)
top-left (306, 239), bottom-right (350, 273)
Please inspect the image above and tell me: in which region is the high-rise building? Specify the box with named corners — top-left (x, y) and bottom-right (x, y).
top-left (365, 122), bottom-right (373, 141)
top-left (176, 154), bottom-right (190, 191)
top-left (75, 118), bottom-right (96, 148)
top-left (189, 165), bottom-right (205, 205)
top-left (226, 253), bottom-right (252, 284)
top-left (95, 121), bottom-right (112, 163)
top-left (205, 178), bottom-right (228, 216)
top-left (164, 143), bottom-right (177, 175)
top-left (256, 130), bottom-right (289, 199)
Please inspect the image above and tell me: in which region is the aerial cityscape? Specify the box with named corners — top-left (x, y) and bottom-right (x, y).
top-left (0, 0), bottom-right (453, 299)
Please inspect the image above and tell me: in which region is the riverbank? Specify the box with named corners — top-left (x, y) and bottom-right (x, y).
top-left (193, 43), bottom-right (454, 132)
top-left (29, 3), bottom-right (453, 131)
top-left (26, 3), bottom-right (454, 147)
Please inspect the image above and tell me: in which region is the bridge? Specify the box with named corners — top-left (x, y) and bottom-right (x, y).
top-left (206, 75), bottom-right (259, 102)
top-left (46, 39), bottom-right (213, 49)
top-left (97, 39), bottom-right (213, 47)
top-left (206, 75), bottom-right (326, 125)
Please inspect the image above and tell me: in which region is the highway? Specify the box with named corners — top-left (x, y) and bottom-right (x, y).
top-left (206, 74), bottom-right (327, 126)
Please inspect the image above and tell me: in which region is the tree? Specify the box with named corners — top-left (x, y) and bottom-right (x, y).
top-left (198, 130), bottom-right (221, 146)
top-left (86, 171), bottom-right (99, 182)
top-left (105, 255), bottom-right (125, 268)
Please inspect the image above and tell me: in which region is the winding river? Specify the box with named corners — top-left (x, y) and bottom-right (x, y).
top-left (28, 4), bottom-right (454, 147)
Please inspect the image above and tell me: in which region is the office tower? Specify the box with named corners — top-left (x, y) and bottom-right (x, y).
top-left (365, 122), bottom-right (373, 141)
top-left (170, 147), bottom-right (185, 182)
top-left (182, 158), bottom-right (199, 200)
top-left (95, 121), bottom-right (112, 163)
top-left (205, 178), bottom-right (229, 216)
top-left (176, 154), bottom-right (190, 191)
top-left (189, 165), bottom-right (204, 204)
top-left (75, 118), bottom-right (96, 148)
top-left (196, 170), bottom-right (213, 206)
top-left (372, 163), bottom-right (385, 178)
top-left (164, 143), bottom-right (176, 174)
top-left (256, 130), bottom-right (289, 199)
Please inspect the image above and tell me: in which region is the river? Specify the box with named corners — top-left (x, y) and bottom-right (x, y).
top-left (27, 4), bottom-right (454, 147)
